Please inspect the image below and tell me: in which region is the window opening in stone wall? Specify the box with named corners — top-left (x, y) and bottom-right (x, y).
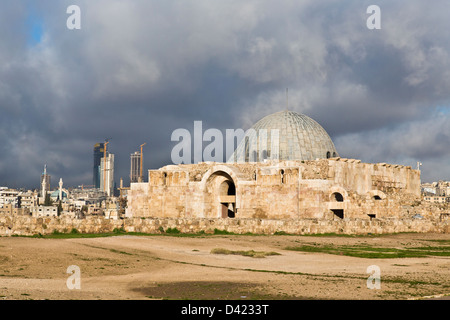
top-left (332, 209), bottom-right (344, 219)
top-left (331, 192), bottom-right (344, 202)
top-left (219, 180), bottom-right (236, 218)
top-left (280, 169), bottom-right (285, 184)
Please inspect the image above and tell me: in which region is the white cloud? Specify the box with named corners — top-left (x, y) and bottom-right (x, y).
top-left (334, 110), bottom-right (450, 181)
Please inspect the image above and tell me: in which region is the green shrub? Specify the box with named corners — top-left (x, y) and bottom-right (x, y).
top-left (166, 227), bottom-right (181, 234)
top-left (113, 227), bottom-right (126, 234)
top-left (210, 248), bottom-right (281, 258)
top-left (213, 228), bottom-right (233, 235)
top-left (32, 233), bottom-right (44, 238)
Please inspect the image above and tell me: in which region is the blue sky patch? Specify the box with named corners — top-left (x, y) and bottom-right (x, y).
top-left (435, 106), bottom-right (450, 115)
top-left (26, 8), bottom-right (44, 46)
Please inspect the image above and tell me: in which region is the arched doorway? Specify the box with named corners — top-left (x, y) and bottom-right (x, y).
top-left (330, 192), bottom-right (344, 219)
top-left (203, 170), bottom-right (237, 218)
top-left (219, 180), bottom-right (236, 218)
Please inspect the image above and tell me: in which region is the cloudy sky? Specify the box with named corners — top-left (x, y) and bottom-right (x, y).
top-left (1, 0), bottom-right (449, 190)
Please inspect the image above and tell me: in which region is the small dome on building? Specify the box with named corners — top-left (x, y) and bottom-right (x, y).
top-left (50, 189), bottom-right (68, 201)
top-left (230, 110), bottom-right (339, 162)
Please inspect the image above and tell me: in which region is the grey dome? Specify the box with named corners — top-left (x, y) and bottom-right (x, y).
top-left (229, 110), bottom-right (339, 162)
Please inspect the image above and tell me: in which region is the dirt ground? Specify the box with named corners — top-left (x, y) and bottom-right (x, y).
top-left (0, 233), bottom-right (449, 300)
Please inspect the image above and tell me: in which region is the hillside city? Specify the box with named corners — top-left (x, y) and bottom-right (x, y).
top-left (0, 142), bottom-right (134, 220)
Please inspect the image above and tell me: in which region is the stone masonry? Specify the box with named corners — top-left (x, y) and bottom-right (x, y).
top-left (126, 158), bottom-right (425, 221)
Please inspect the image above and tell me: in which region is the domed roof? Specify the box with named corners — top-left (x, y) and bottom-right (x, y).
top-left (229, 110), bottom-right (339, 162)
top-left (50, 189), bottom-right (68, 199)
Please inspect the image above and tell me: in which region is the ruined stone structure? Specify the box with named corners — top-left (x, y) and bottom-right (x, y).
top-left (126, 110), bottom-right (425, 222)
top-left (126, 159), bottom-right (422, 221)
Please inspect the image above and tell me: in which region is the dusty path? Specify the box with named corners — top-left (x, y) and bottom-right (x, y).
top-left (0, 233), bottom-right (449, 300)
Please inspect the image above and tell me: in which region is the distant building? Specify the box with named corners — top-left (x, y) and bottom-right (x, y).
top-left (130, 151), bottom-right (142, 183)
top-left (18, 191), bottom-right (38, 208)
top-left (93, 143), bottom-right (105, 189)
top-left (421, 181), bottom-right (450, 198)
top-left (423, 195), bottom-right (449, 204)
top-left (0, 188), bottom-right (20, 208)
top-left (0, 203), bottom-right (31, 216)
top-left (70, 188), bottom-right (106, 203)
top-left (31, 206), bottom-right (58, 217)
top-left (421, 183), bottom-right (437, 195)
top-left (50, 189), bottom-right (68, 202)
top-left (0, 188), bottom-right (38, 210)
top-left (100, 153), bottom-right (115, 197)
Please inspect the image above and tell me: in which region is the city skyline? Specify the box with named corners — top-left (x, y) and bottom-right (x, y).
top-left (1, 1), bottom-right (450, 189)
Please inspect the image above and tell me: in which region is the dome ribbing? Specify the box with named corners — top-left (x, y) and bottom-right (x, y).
top-left (229, 110), bottom-right (339, 162)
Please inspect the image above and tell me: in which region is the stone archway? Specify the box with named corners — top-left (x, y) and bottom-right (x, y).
top-left (219, 180), bottom-right (236, 218)
top-left (330, 192), bottom-right (344, 219)
top-left (203, 170), bottom-right (237, 218)
top-left (328, 187), bottom-right (347, 219)
top-left (368, 190), bottom-right (386, 201)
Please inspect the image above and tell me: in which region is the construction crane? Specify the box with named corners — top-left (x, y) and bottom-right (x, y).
top-left (139, 142), bottom-right (146, 182)
top-left (80, 184), bottom-right (94, 190)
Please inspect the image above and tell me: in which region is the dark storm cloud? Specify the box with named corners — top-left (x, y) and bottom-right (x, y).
top-left (0, 0), bottom-right (449, 189)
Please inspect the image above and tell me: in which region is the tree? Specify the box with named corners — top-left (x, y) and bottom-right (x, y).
top-left (57, 200), bottom-right (63, 215)
top-left (44, 193), bottom-right (53, 206)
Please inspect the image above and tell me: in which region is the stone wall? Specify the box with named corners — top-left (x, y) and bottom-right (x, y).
top-left (0, 215), bottom-right (124, 236)
top-left (126, 159), bottom-right (423, 220)
top-left (123, 217), bottom-right (449, 235)
top-left (1, 214), bottom-right (448, 236)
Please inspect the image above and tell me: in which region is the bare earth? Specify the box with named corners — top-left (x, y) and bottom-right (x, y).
top-left (0, 233), bottom-right (449, 300)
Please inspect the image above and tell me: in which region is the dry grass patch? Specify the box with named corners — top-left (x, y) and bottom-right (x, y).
top-left (210, 248), bottom-right (281, 258)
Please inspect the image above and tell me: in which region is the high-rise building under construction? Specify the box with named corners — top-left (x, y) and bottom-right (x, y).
top-left (93, 143), bottom-right (104, 188)
top-left (130, 151), bottom-right (141, 183)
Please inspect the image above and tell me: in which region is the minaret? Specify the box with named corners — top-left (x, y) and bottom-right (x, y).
top-left (41, 176), bottom-right (46, 198)
top-left (40, 164), bottom-right (50, 198)
top-left (59, 178), bottom-right (63, 201)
